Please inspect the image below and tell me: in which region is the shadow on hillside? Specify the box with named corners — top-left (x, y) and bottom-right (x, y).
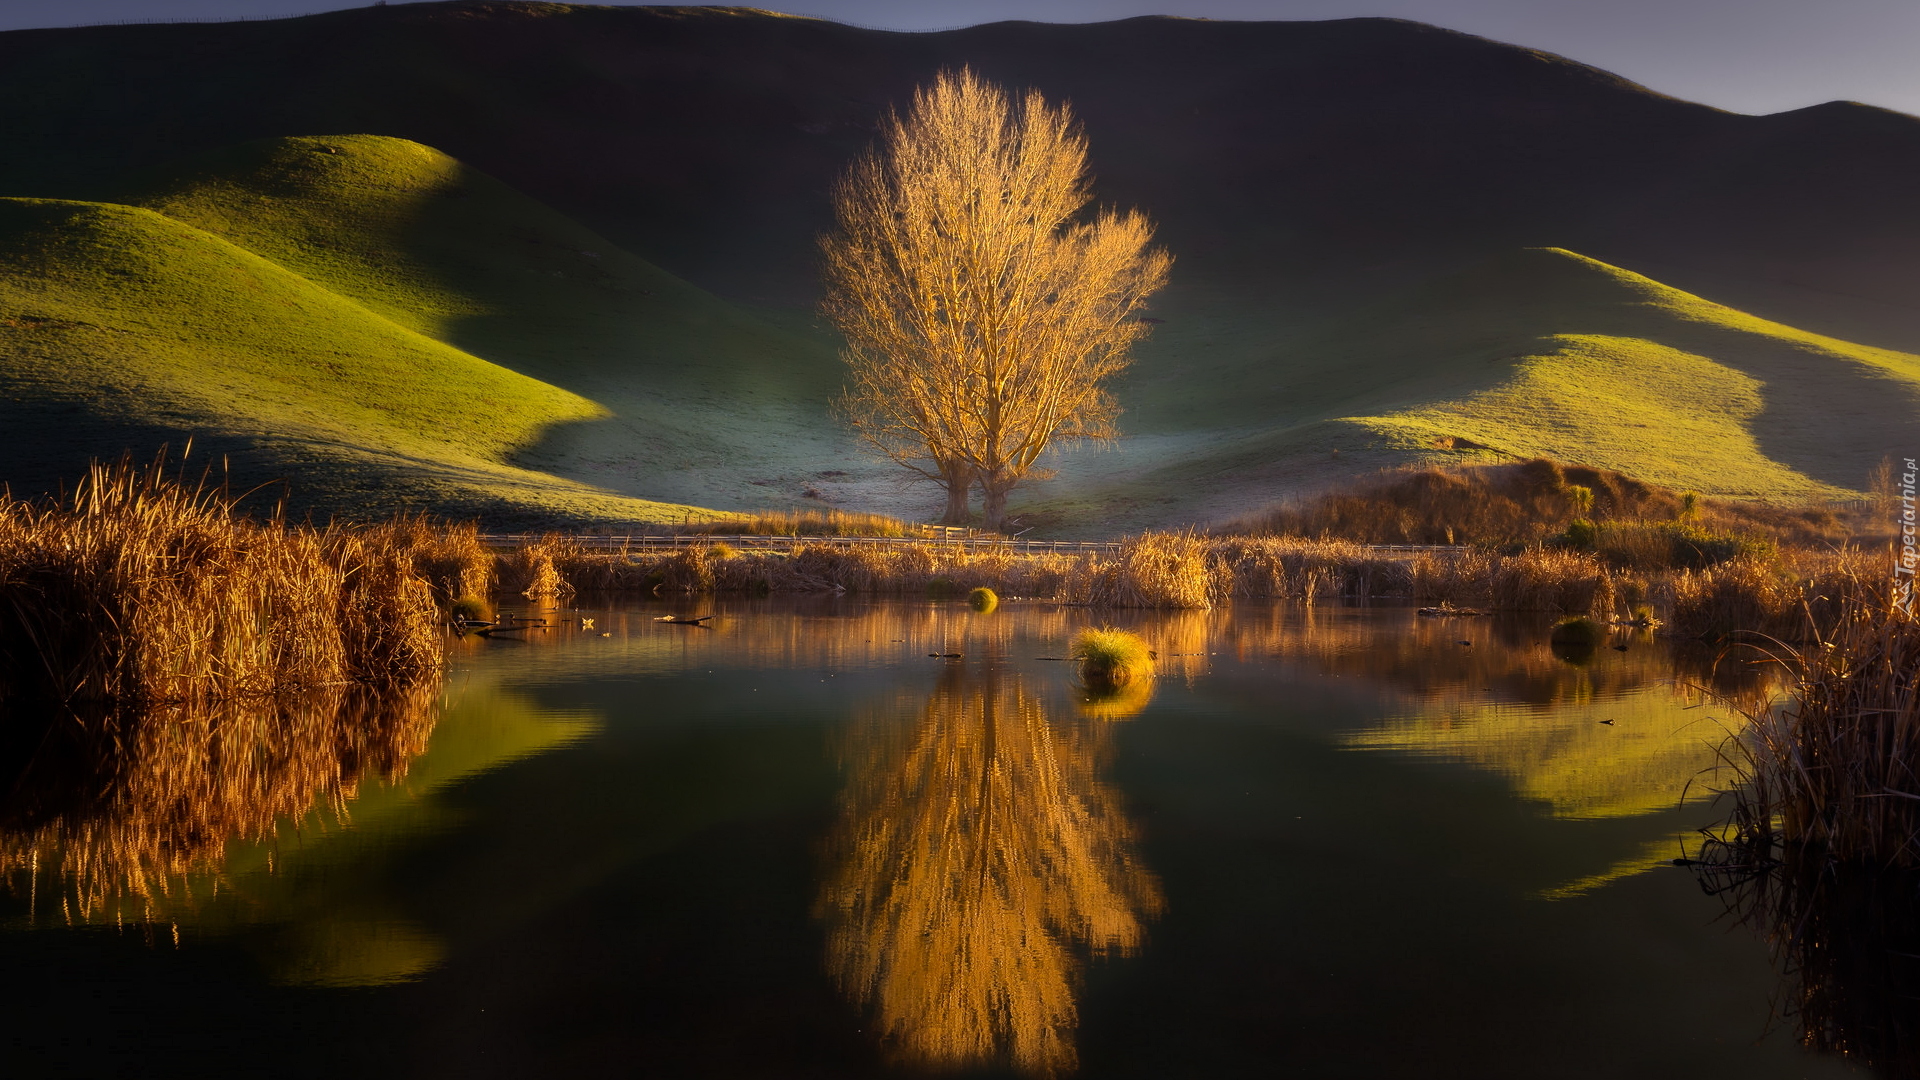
top-left (1241, 248), bottom-right (1920, 492)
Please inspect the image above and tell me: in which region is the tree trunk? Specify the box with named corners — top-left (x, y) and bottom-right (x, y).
top-left (939, 461), bottom-right (974, 525)
top-left (982, 477), bottom-right (1013, 532)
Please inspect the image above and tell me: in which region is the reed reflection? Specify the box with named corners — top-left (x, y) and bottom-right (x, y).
top-left (0, 683), bottom-right (437, 922)
top-left (816, 664), bottom-right (1161, 1076)
top-left (1697, 854), bottom-right (1920, 1077)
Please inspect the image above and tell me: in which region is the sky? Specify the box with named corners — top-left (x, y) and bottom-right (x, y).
top-left (3, 0), bottom-right (1918, 118)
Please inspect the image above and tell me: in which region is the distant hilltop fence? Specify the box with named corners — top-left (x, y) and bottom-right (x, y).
top-left (478, 532), bottom-right (1126, 555)
top-left (476, 533), bottom-right (1466, 557)
top-left (44, 13), bottom-right (329, 28)
top-left (40, 8), bottom-right (983, 32)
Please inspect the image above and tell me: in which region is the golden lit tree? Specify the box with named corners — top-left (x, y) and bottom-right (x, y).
top-left (820, 69), bottom-right (1171, 528)
top-left (815, 667), bottom-right (1162, 1076)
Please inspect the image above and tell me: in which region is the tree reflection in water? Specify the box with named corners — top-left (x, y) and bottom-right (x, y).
top-left (816, 664), bottom-right (1162, 1076)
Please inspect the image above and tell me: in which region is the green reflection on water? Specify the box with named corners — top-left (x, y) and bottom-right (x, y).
top-left (0, 597), bottom-right (1795, 1056)
top-left (2, 667), bottom-right (597, 987)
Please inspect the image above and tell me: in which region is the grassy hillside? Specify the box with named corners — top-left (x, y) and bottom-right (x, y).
top-left (1027, 248), bottom-right (1920, 531)
top-left (114, 133), bottom-right (864, 515)
top-left (0, 197), bottom-right (717, 524)
top-left (1332, 248), bottom-right (1920, 496)
top-left (2, 7), bottom-right (1918, 531)
top-left (3, 3), bottom-right (1919, 336)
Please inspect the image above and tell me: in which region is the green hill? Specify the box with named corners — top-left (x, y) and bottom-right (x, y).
top-left (1031, 248), bottom-right (1920, 530)
top-left (0, 196), bottom-right (714, 523)
top-left (114, 133), bottom-right (860, 516)
top-left (4, 7), bottom-right (1920, 531)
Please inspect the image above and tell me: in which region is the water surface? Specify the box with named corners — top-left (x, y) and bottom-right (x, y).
top-left (0, 598), bottom-right (1864, 1078)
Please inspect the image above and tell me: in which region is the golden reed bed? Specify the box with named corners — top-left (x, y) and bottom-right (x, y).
top-left (500, 530), bottom-right (1884, 637)
top-left (0, 455), bottom-right (481, 707)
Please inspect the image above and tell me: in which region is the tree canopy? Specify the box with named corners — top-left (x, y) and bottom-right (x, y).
top-left (821, 69), bottom-right (1170, 528)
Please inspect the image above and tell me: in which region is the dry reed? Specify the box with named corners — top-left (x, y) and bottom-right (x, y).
top-left (691, 507), bottom-right (916, 538)
top-left (1691, 587), bottom-right (1920, 1072)
top-left (0, 454), bottom-right (452, 707)
top-left (501, 531), bottom-right (1858, 629)
top-left (1226, 457), bottom-right (1846, 549)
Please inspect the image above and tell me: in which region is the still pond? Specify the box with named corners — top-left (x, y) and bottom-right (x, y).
top-left (0, 598), bottom-right (1869, 1077)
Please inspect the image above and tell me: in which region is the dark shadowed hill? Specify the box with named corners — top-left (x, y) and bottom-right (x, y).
top-left (3, 3), bottom-right (1919, 532)
top-left (3, 2), bottom-right (1919, 342)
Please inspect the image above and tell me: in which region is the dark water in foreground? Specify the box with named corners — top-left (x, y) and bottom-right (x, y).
top-left (0, 599), bottom-right (1867, 1078)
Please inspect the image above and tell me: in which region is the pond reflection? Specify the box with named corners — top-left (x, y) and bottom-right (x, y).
top-left (0, 683), bottom-right (438, 921)
top-left (816, 663), bottom-right (1162, 1076)
top-left (1699, 845), bottom-right (1920, 1077)
top-left (0, 669), bottom-right (597, 985)
top-left (1233, 610), bottom-right (1773, 820)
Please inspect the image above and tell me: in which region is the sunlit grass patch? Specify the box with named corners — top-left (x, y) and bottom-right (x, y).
top-left (1070, 627), bottom-right (1155, 688)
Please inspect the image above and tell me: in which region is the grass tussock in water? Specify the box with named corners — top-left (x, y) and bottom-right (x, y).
top-left (969, 586), bottom-right (999, 613)
top-left (1549, 616), bottom-right (1604, 647)
top-left (1071, 628), bottom-right (1155, 687)
top-left (0, 455), bottom-right (454, 707)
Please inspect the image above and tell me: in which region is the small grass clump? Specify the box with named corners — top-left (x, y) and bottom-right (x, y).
top-left (1548, 616), bottom-right (1604, 647)
top-left (1070, 628), bottom-right (1155, 688)
top-left (968, 586), bottom-right (999, 613)
top-left (450, 596), bottom-right (491, 622)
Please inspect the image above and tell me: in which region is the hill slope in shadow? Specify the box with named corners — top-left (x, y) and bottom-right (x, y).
top-left (4, 6), bottom-right (1920, 529)
top-left (1035, 248), bottom-right (1920, 531)
top-left (114, 133), bottom-right (862, 514)
top-left (0, 196), bottom-right (717, 524)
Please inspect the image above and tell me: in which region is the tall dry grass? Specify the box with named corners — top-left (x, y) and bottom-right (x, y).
top-left (1692, 588), bottom-right (1920, 1072)
top-left (496, 532), bottom-right (580, 601)
top-left (1663, 548), bottom-right (1882, 641)
top-left (1226, 457), bottom-right (1847, 549)
top-left (513, 531), bottom-right (1840, 626)
top-left (1064, 532), bottom-right (1218, 609)
top-left (691, 507), bottom-right (917, 538)
top-left (1708, 591), bottom-right (1920, 867)
top-left (0, 454), bottom-right (450, 706)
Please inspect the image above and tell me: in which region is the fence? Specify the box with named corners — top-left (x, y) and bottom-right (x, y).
top-left (476, 534), bottom-right (1468, 557)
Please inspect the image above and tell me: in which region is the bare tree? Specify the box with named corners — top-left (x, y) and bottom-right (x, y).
top-left (821, 69), bottom-right (1170, 528)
